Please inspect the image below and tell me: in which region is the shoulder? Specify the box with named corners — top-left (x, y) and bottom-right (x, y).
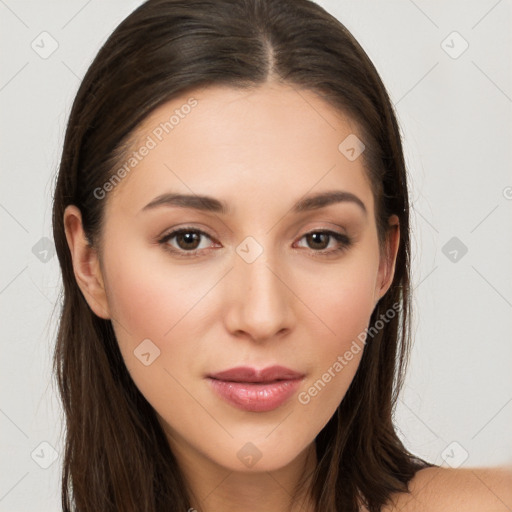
top-left (382, 465), bottom-right (512, 512)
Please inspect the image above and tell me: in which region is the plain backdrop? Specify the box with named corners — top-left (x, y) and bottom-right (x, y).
top-left (1, 0), bottom-right (511, 510)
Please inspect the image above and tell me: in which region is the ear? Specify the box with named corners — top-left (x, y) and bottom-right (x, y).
top-left (374, 214), bottom-right (400, 304)
top-left (63, 205), bottom-right (111, 320)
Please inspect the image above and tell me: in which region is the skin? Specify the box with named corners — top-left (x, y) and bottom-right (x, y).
top-left (385, 466), bottom-right (512, 512)
top-left (64, 81), bottom-right (512, 511)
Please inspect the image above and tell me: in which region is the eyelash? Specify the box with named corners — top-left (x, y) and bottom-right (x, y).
top-left (157, 226), bottom-right (353, 258)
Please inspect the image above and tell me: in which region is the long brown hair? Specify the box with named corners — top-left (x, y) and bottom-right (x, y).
top-left (51, 0), bottom-right (435, 510)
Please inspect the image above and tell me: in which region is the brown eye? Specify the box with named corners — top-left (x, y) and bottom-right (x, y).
top-left (175, 231), bottom-right (202, 250)
top-left (305, 232), bottom-right (330, 250)
top-left (158, 228), bottom-right (215, 256)
top-left (296, 230), bottom-right (352, 255)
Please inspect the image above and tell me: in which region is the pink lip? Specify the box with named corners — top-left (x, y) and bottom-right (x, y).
top-left (206, 365), bottom-right (305, 412)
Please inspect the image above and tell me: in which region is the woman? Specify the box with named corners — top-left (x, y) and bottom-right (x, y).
top-left (52, 0), bottom-right (512, 510)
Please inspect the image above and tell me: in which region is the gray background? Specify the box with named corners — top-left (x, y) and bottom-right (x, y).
top-left (1, 0), bottom-right (511, 510)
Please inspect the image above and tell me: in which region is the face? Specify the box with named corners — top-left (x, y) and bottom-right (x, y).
top-left (64, 81), bottom-right (399, 478)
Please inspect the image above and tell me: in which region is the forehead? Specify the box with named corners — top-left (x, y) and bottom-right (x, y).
top-left (106, 81), bottom-right (375, 218)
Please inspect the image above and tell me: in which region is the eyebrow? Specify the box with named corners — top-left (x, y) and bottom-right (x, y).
top-left (141, 190), bottom-right (367, 217)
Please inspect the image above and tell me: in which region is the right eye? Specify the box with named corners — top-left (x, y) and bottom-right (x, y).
top-left (157, 227), bottom-right (219, 257)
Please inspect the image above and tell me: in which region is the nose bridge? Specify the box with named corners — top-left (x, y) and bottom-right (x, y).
top-left (225, 236), bottom-right (292, 340)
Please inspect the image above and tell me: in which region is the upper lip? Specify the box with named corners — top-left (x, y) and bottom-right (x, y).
top-left (207, 365), bottom-right (304, 383)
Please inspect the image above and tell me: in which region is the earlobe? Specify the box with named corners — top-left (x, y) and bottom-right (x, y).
top-left (375, 214), bottom-right (400, 303)
top-left (63, 205), bottom-right (111, 320)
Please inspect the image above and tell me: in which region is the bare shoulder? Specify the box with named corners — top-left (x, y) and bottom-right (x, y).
top-left (382, 465), bottom-right (512, 512)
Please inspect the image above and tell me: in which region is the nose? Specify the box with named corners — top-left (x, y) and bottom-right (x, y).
top-left (223, 248), bottom-right (295, 343)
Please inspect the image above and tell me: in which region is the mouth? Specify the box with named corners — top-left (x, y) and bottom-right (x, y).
top-left (206, 365), bottom-right (305, 412)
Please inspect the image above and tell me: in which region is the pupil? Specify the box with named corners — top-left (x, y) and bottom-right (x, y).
top-left (309, 233), bottom-right (327, 249)
top-left (180, 233), bottom-right (199, 249)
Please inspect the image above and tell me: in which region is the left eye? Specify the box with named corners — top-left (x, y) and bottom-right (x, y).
top-left (295, 230), bottom-right (351, 253)
top-left (157, 228), bottom-right (352, 256)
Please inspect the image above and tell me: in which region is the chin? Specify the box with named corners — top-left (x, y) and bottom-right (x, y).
top-left (206, 434), bottom-right (314, 474)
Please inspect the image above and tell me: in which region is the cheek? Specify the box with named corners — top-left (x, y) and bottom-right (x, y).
top-left (100, 245), bottom-right (203, 371)
top-left (304, 258), bottom-right (377, 345)
top-left (102, 253), bottom-right (214, 420)
top-left (103, 243), bottom-right (212, 338)
top-left (295, 261), bottom-right (377, 412)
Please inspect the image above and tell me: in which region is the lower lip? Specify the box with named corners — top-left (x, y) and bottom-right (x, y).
top-left (207, 377), bottom-right (302, 412)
